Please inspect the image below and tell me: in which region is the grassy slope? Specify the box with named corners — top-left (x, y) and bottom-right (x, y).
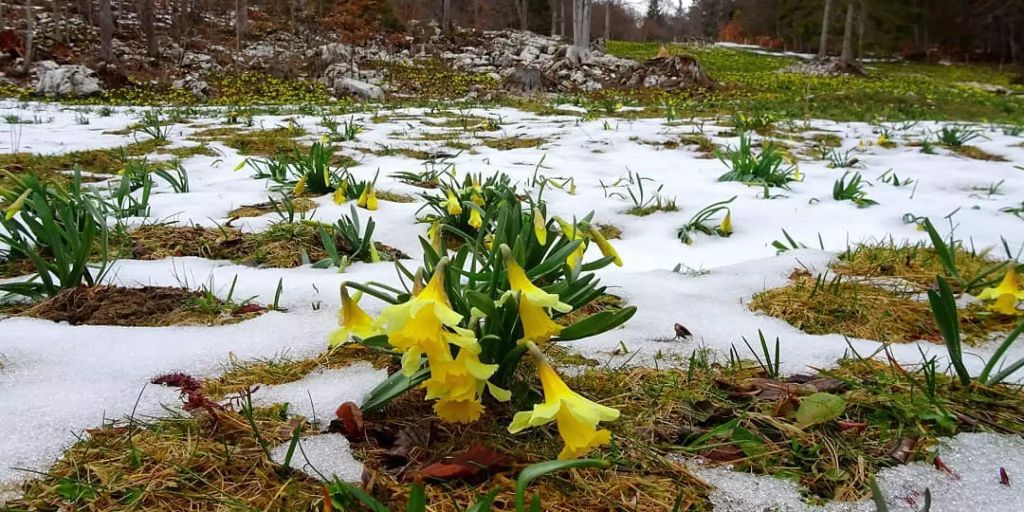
top-left (604, 41), bottom-right (1024, 122)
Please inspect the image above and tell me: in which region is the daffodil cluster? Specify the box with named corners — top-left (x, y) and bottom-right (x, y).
top-left (330, 197), bottom-right (635, 458)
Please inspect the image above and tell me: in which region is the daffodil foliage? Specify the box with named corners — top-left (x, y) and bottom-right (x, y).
top-left (241, 142), bottom-right (379, 210)
top-left (331, 190), bottom-right (635, 459)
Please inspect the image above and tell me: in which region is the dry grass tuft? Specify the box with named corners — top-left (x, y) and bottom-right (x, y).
top-left (229, 198), bottom-right (318, 218)
top-left (750, 271), bottom-right (1018, 344)
top-left (833, 239), bottom-right (1005, 291)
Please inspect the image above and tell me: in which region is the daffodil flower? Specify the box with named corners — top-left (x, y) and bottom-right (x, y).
top-left (366, 186), bottom-right (378, 211)
top-left (504, 247), bottom-right (572, 344)
top-left (368, 242), bottom-right (381, 263)
top-left (718, 211), bottom-right (733, 236)
top-left (977, 267), bottom-right (1024, 316)
top-left (375, 259), bottom-right (477, 375)
top-left (587, 225), bottom-right (622, 267)
top-left (509, 344), bottom-right (620, 459)
top-left (233, 159), bottom-right (248, 172)
top-left (533, 209), bottom-right (548, 245)
top-left (293, 175), bottom-right (307, 196)
top-left (4, 189), bottom-right (31, 221)
top-left (555, 217), bottom-right (586, 269)
top-left (441, 189), bottom-right (463, 216)
top-left (468, 207), bottom-right (483, 229)
top-left (328, 286), bottom-right (378, 347)
top-left (332, 183), bottom-right (348, 205)
top-left (428, 221), bottom-right (444, 252)
top-left (793, 166), bottom-right (803, 181)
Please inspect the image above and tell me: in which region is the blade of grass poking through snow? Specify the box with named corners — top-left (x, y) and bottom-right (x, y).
top-left (278, 423), bottom-right (303, 476)
top-left (979, 320), bottom-right (1024, 385)
top-left (328, 480), bottom-right (390, 512)
top-left (870, 477), bottom-right (889, 512)
top-left (514, 459), bottom-right (611, 512)
top-left (927, 276), bottom-right (971, 386)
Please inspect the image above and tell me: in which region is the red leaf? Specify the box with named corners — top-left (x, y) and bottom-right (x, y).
top-left (335, 402), bottom-right (365, 442)
top-left (233, 303), bottom-right (267, 316)
top-left (1001, 467), bottom-right (1010, 486)
top-left (151, 372), bottom-right (201, 392)
top-left (837, 420), bottom-right (867, 433)
top-left (409, 443), bottom-right (509, 482)
top-left (934, 456), bottom-right (961, 480)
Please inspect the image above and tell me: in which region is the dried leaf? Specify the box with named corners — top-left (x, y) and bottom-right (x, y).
top-left (409, 443), bottom-right (509, 482)
top-left (703, 445), bottom-right (745, 462)
top-left (1000, 467), bottom-right (1010, 486)
top-left (888, 437), bottom-right (916, 464)
top-left (233, 303), bottom-right (267, 316)
top-left (335, 402), bottom-right (365, 442)
top-left (151, 372), bottom-right (200, 392)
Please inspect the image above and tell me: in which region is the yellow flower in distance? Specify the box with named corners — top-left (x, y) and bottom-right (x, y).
top-left (555, 217), bottom-right (586, 269)
top-left (508, 349), bottom-right (620, 460)
top-left (328, 286), bottom-right (378, 347)
top-left (505, 249), bottom-right (572, 344)
top-left (366, 186), bottom-right (378, 211)
top-left (293, 175), bottom-right (307, 196)
top-left (719, 211), bottom-right (733, 236)
top-left (441, 189), bottom-right (463, 216)
top-left (977, 267), bottom-right (1024, 316)
top-left (469, 207), bottom-right (483, 229)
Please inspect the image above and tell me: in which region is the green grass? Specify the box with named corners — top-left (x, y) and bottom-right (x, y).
top-left (603, 41), bottom-right (1024, 122)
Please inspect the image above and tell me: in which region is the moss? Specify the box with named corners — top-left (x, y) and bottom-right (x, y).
top-left (482, 136), bottom-right (546, 151)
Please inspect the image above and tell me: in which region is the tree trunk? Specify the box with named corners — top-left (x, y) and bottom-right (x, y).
top-left (53, 0), bottom-right (63, 42)
top-left (24, 0), bottom-right (33, 66)
top-left (839, 0), bottom-right (855, 66)
top-left (99, 0), bottom-right (114, 63)
top-left (560, 0), bottom-right (566, 38)
top-left (818, 0), bottom-right (833, 58)
top-left (140, 0), bottom-right (157, 58)
top-left (517, 0), bottom-right (529, 31)
top-left (604, 0), bottom-right (611, 41)
top-left (856, 0), bottom-right (867, 60)
top-left (568, 0), bottom-right (591, 65)
top-left (550, 0), bottom-right (557, 35)
top-left (441, 0), bottom-right (451, 32)
top-left (236, 0), bottom-right (247, 48)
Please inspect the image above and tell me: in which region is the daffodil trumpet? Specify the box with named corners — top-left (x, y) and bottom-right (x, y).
top-left (977, 266), bottom-right (1024, 316)
top-left (508, 342), bottom-right (620, 459)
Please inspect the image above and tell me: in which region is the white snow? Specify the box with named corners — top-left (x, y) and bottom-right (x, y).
top-left (1, 101), bottom-right (1023, 507)
top-left (271, 433), bottom-right (364, 483)
top-left (253, 363), bottom-right (388, 426)
top-left (693, 432), bottom-right (1024, 511)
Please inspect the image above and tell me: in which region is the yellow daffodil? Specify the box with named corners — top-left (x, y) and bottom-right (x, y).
top-left (332, 183), bottom-right (348, 205)
top-left (977, 267), bottom-right (1024, 315)
top-left (483, 233), bottom-right (494, 251)
top-left (505, 249), bottom-right (572, 344)
top-left (366, 186), bottom-right (378, 211)
top-left (793, 165), bottom-right (803, 181)
top-left (293, 175), bottom-right (307, 196)
top-left (877, 134), bottom-right (890, 146)
top-left (441, 189), bottom-right (463, 216)
top-left (375, 259), bottom-right (476, 375)
top-left (233, 159), bottom-right (248, 172)
top-left (468, 208), bottom-right (483, 229)
top-left (320, 134), bottom-right (329, 144)
top-left (428, 221), bottom-right (444, 252)
top-left (533, 209), bottom-right (548, 245)
top-left (508, 345), bottom-right (620, 459)
top-left (718, 211), bottom-right (733, 236)
top-left (328, 286), bottom-right (378, 347)
top-left (555, 217), bottom-right (587, 269)
top-left (434, 398), bottom-right (485, 424)
top-left (587, 225), bottom-right (622, 267)
top-left (368, 242), bottom-right (381, 263)
top-left (4, 189), bottom-right (31, 220)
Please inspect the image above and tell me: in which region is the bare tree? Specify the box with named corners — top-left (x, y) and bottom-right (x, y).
top-left (568, 0), bottom-right (592, 64)
top-left (839, 0), bottom-right (855, 66)
top-left (441, 0), bottom-right (451, 31)
top-left (236, 0), bottom-right (248, 48)
top-left (560, 0), bottom-right (566, 37)
top-left (140, 0), bottom-right (157, 58)
top-left (53, 0), bottom-right (63, 43)
top-left (550, 0), bottom-right (557, 35)
top-left (604, 0), bottom-right (611, 41)
top-left (24, 0), bottom-right (34, 66)
top-left (99, 0), bottom-right (113, 63)
top-left (513, 0), bottom-right (529, 30)
top-left (818, 0), bottom-right (833, 58)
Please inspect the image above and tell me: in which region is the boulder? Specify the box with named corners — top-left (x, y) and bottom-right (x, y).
top-left (335, 77), bottom-right (383, 99)
top-left (172, 75), bottom-right (211, 99)
top-left (33, 61), bottom-right (101, 97)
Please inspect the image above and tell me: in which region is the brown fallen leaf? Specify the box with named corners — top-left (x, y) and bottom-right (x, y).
top-left (407, 443), bottom-right (509, 482)
top-left (233, 303), bottom-right (267, 316)
top-left (805, 378), bottom-right (846, 394)
top-left (384, 421), bottom-right (432, 465)
top-left (1000, 467), bottom-right (1010, 486)
top-left (888, 437), bottom-right (916, 464)
top-left (334, 402), bottom-right (365, 442)
top-left (837, 420), bottom-right (867, 434)
top-left (703, 445), bottom-right (745, 463)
